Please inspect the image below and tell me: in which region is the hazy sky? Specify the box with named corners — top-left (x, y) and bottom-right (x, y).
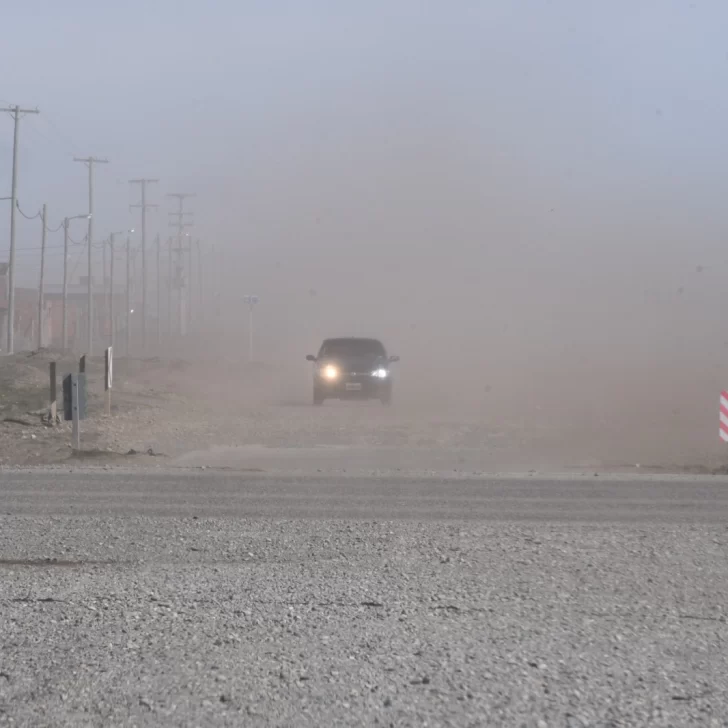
top-left (2, 0), bottom-right (728, 370)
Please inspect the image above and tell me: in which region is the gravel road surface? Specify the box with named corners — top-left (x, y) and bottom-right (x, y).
top-left (2, 470), bottom-right (728, 726)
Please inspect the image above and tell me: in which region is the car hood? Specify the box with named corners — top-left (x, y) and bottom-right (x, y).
top-left (321, 355), bottom-right (387, 372)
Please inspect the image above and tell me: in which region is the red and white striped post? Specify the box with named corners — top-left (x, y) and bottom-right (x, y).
top-left (720, 391), bottom-right (728, 441)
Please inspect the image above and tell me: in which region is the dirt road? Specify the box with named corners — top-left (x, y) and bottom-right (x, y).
top-left (1, 470), bottom-right (727, 726)
top-left (2, 352), bottom-right (726, 475)
top-left (3, 355), bottom-right (728, 725)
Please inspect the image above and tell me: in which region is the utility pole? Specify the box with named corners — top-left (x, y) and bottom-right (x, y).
top-left (2, 104), bottom-right (40, 354)
top-left (125, 236), bottom-right (131, 358)
top-left (243, 295), bottom-right (260, 364)
top-left (130, 178), bottom-right (159, 350)
top-left (167, 238), bottom-right (173, 341)
top-left (155, 234), bottom-right (161, 348)
top-left (100, 231), bottom-right (112, 345)
top-left (167, 193), bottom-right (194, 337)
top-left (61, 214), bottom-right (89, 351)
top-left (101, 236), bottom-right (108, 342)
top-left (36, 204), bottom-right (47, 350)
top-left (62, 220), bottom-right (70, 352)
top-left (109, 235), bottom-right (116, 351)
top-left (73, 156), bottom-right (108, 356)
top-left (197, 239), bottom-right (203, 330)
top-left (210, 243), bottom-right (220, 322)
top-left (109, 228), bottom-right (134, 356)
top-left (187, 236), bottom-right (193, 332)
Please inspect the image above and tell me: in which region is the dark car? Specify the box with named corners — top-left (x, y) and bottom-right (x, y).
top-left (306, 337), bottom-right (399, 406)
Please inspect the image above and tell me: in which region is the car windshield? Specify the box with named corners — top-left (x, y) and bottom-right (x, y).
top-left (319, 339), bottom-right (386, 359)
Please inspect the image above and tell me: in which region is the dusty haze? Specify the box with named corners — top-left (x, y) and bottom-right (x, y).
top-left (3, 1), bottom-right (728, 467)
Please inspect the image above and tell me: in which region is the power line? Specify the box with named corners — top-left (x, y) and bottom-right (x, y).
top-left (14, 238), bottom-right (85, 253)
top-left (22, 116), bottom-right (53, 148)
top-left (15, 201), bottom-right (41, 220)
top-left (45, 219), bottom-right (64, 233)
top-left (41, 113), bottom-right (83, 157)
top-left (15, 245), bottom-right (66, 253)
top-left (14, 248), bottom-right (67, 256)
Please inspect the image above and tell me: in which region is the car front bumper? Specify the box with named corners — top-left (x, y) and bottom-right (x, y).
top-left (316, 375), bottom-right (391, 399)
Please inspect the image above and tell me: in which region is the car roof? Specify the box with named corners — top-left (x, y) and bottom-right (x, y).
top-left (321, 337), bottom-right (384, 346)
top-left (319, 338), bottom-right (387, 354)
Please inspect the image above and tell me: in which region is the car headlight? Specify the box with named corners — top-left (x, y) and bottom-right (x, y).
top-left (321, 364), bottom-right (339, 380)
top-left (371, 368), bottom-right (388, 379)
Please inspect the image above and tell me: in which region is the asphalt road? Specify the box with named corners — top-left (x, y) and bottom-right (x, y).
top-left (1, 470), bottom-right (728, 726)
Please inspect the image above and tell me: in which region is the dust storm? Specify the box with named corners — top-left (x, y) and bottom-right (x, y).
top-left (182, 115), bottom-right (728, 472)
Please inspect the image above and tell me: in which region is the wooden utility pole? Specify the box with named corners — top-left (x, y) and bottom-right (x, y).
top-left (155, 234), bottom-right (161, 347)
top-left (197, 239), bottom-right (203, 329)
top-left (109, 234), bottom-right (117, 352)
top-left (167, 238), bottom-right (173, 340)
top-left (62, 219), bottom-right (70, 352)
top-left (37, 203), bottom-right (47, 350)
top-left (125, 235), bottom-right (131, 358)
top-left (1, 104), bottom-right (40, 354)
top-left (61, 214), bottom-right (89, 352)
top-left (130, 178), bottom-right (159, 350)
top-left (73, 156), bottom-right (108, 355)
top-left (166, 193), bottom-right (194, 336)
top-left (187, 237), bottom-right (193, 332)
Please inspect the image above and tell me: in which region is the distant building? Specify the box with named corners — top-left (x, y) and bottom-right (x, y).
top-left (42, 277), bottom-right (123, 349)
top-left (0, 266), bottom-right (125, 352)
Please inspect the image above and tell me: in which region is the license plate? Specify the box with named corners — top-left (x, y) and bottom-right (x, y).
top-left (345, 382), bottom-right (362, 391)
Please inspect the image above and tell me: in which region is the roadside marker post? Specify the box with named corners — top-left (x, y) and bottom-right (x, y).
top-left (105, 346), bottom-right (113, 416)
top-left (720, 391), bottom-right (728, 442)
top-left (71, 377), bottom-right (80, 450)
top-left (79, 354), bottom-right (86, 374)
top-left (49, 361), bottom-right (57, 424)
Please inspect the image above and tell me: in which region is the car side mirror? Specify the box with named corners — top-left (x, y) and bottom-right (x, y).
top-left (306, 355), bottom-right (316, 362)
top-left (389, 355), bottom-right (400, 363)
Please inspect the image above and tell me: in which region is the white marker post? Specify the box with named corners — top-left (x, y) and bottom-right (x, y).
top-left (243, 295), bottom-right (259, 364)
top-left (49, 361), bottom-right (57, 424)
top-left (105, 346), bottom-right (113, 416)
top-left (720, 391), bottom-right (728, 441)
